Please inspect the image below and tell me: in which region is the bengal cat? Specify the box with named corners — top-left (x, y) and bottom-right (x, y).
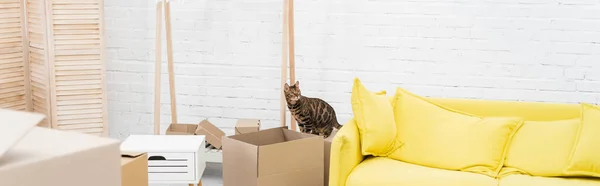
top-left (284, 81), bottom-right (343, 138)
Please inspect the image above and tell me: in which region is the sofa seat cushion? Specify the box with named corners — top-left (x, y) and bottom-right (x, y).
top-left (346, 157), bottom-right (498, 186)
top-left (499, 174), bottom-right (600, 186)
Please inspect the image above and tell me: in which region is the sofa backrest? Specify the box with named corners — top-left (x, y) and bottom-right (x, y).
top-left (420, 97), bottom-right (580, 121)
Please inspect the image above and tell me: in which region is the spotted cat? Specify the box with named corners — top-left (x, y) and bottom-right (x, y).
top-left (284, 81), bottom-right (342, 138)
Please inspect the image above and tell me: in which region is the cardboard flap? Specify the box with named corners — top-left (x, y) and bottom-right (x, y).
top-left (236, 119), bottom-right (260, 127)
top-left (230, 127), bottom-right (286, 146)
top-left (121, 151), bottom-right (146, 158)
top-left (0, 109), bottom-right (46, 159)
top-left (196, 119), bottom-right (225, 136)
top-left (257, 133), bottom-right (324, 177)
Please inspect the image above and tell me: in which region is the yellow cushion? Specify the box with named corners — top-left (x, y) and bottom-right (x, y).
top-left (500, 118), bottom-right (580, 177)
top-left (499, 174), bottom-right (600, 186)
top-left (564, 103), bottom-right (600, 177)
top-left (346, 157), bottom-right (498, 186)
top-left (387, 87), bottom-right (523, 177)
top-left (350, 78), bottom-right (399, 156)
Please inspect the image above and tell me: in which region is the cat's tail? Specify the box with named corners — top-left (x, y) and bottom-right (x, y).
top-left (333, 121), bottom-right (343, 130)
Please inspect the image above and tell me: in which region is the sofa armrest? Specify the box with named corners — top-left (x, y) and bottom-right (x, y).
top-left (329, 118), bottom-right (364, 186)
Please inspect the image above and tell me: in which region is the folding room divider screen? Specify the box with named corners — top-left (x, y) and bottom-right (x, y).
top-left (0, 0), bottom-right (107, 137)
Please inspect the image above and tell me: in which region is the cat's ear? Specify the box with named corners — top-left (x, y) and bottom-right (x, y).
top-left (294, 81), bottom-right (300, 88)
top-left (284, 83), bottom-right (290, 91)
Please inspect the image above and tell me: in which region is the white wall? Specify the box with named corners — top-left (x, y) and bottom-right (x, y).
top-left (104, 0), bottom-right (600, 139)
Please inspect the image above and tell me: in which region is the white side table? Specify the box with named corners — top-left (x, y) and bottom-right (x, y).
top-left (120, 135), bottom-right (206, 186)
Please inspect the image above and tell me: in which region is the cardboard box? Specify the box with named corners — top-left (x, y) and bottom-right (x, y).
top-left (0, 127), bottom-right (122, 186)
top-left (235, 119), bottom-right (261, 135)
top-left (121, 152), bottom-right (149, 186)
top-left (324, 129), bottom-right (338, 186)
top-left (195, 119), bottom-right (226, 149)
top-left (165, 123), bottom-right (198, 135)
top-left (222, 127), bottom-right (324, 186)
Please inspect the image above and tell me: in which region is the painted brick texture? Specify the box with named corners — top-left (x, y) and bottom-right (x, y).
top-left (104, 0), bottom-right (600, 139)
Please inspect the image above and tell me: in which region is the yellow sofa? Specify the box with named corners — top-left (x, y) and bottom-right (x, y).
top-left (329, 96), bottom-right (600, 186)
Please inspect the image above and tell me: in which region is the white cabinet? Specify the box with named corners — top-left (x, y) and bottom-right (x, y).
top-left (120, 135), bottom-right (206, 184)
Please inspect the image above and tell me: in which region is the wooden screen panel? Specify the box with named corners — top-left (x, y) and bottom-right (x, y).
top-left (27, 0), bottom-right (51, 127)
top-left (49, 0), bottom-right (106, 136)
top-left (0, 0), bottom-right (27, 112)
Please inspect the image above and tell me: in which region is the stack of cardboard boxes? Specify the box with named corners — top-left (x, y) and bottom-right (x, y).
top-left (165, 117), bottom-right (335, 186)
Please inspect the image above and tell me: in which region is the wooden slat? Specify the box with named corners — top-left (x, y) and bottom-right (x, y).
top-left (0, 42), bottom-right (21, 48)
top-left (56, 123), bottom-right (103, 130)
top-left (62, 127), bottom-right (104, 134)
top-left (56, 89), bottom-right (102, 96)
top-left (54, 14), bottom-right (99, 20)
top-left (0, 99), bottom-right (26, 108)
top-left (55, 49), bottom-right (101, 55)
top-left (0, 22), bottom-right (21, 29)
top-left (0, 3), bottom-right (19, 9)
top-left (54, 30), bottom-right (100, 35)
top-left (57, 103), bottom-right (102, 111)
top-left (57, 117), bottom-right (102, 125)
top-left (54, 60), bottom-right (101, 66)
top-left (55, 79), bottom-right (101, 86)
top-left (0, 27), bottom-right (21, 33)
top-left (0, 80), bottom-right (24, 89)
top-left (0, 85), bottom-right (24, 95)
top-left (0, 52), bottom-right (20, 60)
top-left (54, 24), bottom-right (98, 30)
top-left (55, 84), bottom-right (101, 91)
top-left (56, 113), bottom-right (102, 120)
top-left (0, 91), bottom-right (24, 100)
top-left (54, 69), bottom-right (101, 76)
top-left (56, 74), bottom-right (101, 81)
top-left (57, 108), bottom-right (102, 115)
top-left (55, 65), bottom-right (101, 71)
top-left (53, 19), bottom-right (99, 25)
top-left (0, 62), bottom-right (23, 69)
top-left (0, 19), bottom-right (20, 24)
top-left (53, 9), bottom-right (99, 15)
top-left (56, 99), bottom-right (102, 107)
top-left (0, 66), bottom-right (23, 74)
top-left (0, 46), bottom-right (23, 54)
top-left (0, 94), bottom-right (22, 102)
top-left (53, 4), bottom-right (99, 10)
top-left (55, 54), bottom-right (99, 61)
top-left (54, 39), bottom-right (100, 45)
top-left (0, 75), bottom-right (23, 84)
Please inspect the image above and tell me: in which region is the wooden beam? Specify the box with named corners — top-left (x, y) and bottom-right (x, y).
top-left (164, 0), bottom-right (178, 125)
top-left (280, 0), bottom-right (289, 127)
top-left (288, 0), bottom-right (296, 131)
top-left (154, 1), bottom-right (163, 135)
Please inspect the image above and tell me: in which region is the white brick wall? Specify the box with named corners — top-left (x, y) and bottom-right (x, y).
top-left (104, 0), bottom-right (600, 139)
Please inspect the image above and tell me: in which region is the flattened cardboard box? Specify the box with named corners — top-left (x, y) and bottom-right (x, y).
top-left (0, 127), bottom-right (122, 186)
top-left (121, 152), bottom-right (149, 186)
top-left (222, 127), bottom-right (324, 186)
top-left (195, 119), bottom-right (226, 149)
top-left (235, 119), bottom-right (261, 135)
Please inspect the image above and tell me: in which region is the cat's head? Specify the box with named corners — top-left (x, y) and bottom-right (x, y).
top-left (316, 127), bottom-right (331, 138)
top-left (284, 81), bottom-right (302, 104)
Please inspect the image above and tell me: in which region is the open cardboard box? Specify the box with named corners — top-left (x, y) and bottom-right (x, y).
top-left (222, 126), bottom-right (324, 186)
top-left (0, 109), bottom-right (122, 186)
top-left (165, 119), bottom-right (227, 149)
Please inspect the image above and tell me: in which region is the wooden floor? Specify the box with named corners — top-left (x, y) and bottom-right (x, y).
top-left (151, 162), bottom-right (223, 186)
